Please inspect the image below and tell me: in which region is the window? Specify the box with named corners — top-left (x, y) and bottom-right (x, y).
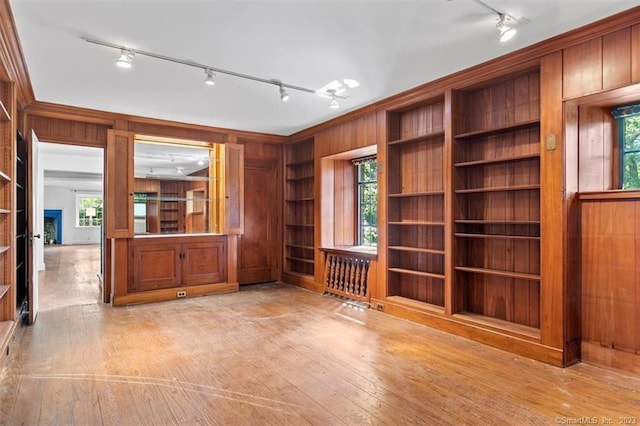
top-left (613, 104), bottom-right (640, 189)
top-left (76, 195), bottom-right (103, 227)
top-left (355, 156), bottom-right (377, 246)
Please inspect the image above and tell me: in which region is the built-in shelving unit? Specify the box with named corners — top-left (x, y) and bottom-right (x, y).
top-left (386, 98), bottom-right (445, 308)
top-left (159, 181), bottom-right (181, 233)
top-left (0, 79), bottom-right (16, 356)
top-left (284, 138), bottom-right (315, 277)
top-left (452, 69), bottom-right (541, 331)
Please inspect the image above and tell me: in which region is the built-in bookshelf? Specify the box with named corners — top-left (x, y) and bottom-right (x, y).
top-left (0, 78), bottom-right (15, 355)
top-left (386, 98), bottom-right (445, 308)
top-left (159, 181), bottom-right (181, 233)
top-left (284, 138), bottom-right (315, 276)
top-left (453, 69), bottom-right (541, 331)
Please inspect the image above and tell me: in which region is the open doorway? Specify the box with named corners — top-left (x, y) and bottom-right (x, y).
top-left (37, 142), bottom-right (104, 311)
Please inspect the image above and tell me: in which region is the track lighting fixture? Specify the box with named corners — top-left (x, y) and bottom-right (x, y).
top-left (328, 90), bottom-right (340, 109)
top-left (496, 14), bottom-right (517, 42)
top-left (204, 68), bottom-right (215, 86)
top-left (279, 84), bottom-right (290, 102)
top-left (83, 36), bottom-right (357, 108)
top-left (472, 0), bottom-right (518, 43)
top-left (116, 49), bottom-right (134, 68)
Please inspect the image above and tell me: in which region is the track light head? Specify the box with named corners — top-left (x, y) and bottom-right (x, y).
top-left (497, 14), bottom-right (517, 42)
top-left (279, 84), bottom-right (290, 102)
top-left (328, 89), bottom-right (340, 109)
top-left (204, 68), bottom-right (216, 86)
top-left (116, 49), bottom-right (134, 68)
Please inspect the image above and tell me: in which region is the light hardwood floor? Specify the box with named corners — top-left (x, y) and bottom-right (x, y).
top-left (0, 244), bottom-right (639, 425)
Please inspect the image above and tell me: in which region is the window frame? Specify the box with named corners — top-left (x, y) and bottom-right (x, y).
top-left (613, 104), bottom-right (640, 189)
top-left (76, 194), bottom-right (103, 228)
top-left (354, 156), bottom-right (378, 247)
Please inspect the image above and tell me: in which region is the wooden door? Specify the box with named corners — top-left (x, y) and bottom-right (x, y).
top-left (181, 239), bottom-right (226, 285)
top-left (129, 242), bottom-right (182, 292)
top-left (238, 158), bottom-right (280, 284)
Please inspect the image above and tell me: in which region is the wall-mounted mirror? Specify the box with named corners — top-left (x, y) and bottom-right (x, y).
top-left (133, 137), bottom-right (224, 235)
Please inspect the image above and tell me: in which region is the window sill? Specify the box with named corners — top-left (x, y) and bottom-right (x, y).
top-left (320, 245), bottom-right (378, 259)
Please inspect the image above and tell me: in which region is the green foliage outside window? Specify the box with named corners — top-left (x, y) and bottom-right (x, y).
top-left (357, 160), bottom-right (377, 246)
top-left (621, 115), bottom-right (640, 189)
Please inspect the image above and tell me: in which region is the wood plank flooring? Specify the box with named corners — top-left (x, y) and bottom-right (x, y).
top-left (1, 244), bottom-right (639, 424)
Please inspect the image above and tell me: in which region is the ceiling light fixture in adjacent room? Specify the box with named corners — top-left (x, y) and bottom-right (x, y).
top-left (83, 36), bottom-right (358, 109)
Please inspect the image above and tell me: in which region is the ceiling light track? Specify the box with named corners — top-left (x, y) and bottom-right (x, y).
top-left (82, 36), bottom-right (349, 106)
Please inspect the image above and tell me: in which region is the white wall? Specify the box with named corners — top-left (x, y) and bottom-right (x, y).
top-left (43, 186), bottom-right (102, 245)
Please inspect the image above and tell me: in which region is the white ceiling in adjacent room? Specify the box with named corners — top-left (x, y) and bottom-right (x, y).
top-left (10, 0), bottom-right (640, 135)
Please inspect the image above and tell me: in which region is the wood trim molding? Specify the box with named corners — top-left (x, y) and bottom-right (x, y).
top-left (0, 0), bottom-right (35, 108)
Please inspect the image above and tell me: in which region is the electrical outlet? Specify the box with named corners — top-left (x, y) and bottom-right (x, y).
top-left (177, 291), bottom-right (187, 298)
top-left (376, 303), bottom-right (384, 311)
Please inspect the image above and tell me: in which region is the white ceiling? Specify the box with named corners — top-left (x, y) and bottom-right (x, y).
top-left (10, 0), bottom-right (640, 136)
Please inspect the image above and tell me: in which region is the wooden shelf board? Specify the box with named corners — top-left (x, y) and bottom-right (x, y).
top-left (0, 246), bottom-right (10, 255)
top-left (455, 119), bottom-right (540, 139)
top-left (454, 153), bottom-right (540, 167)
top-left (455, 184), bottom-right (540, 194)
top-left (286, 256), bottom-right (315, 265)
top-left (454, 266), bottom-right (540, 281)
top-left (285, 223), bottom-right (314, 228)
top-left (0, 100), bottom-right (10, 122)
top-left (385, 295), bottom-right (445, 313)
top-left (286, 158), bottom-right (314, 167)
top-left (388, 191), bottom-right (444, 198)
top-left (286, 244), bottom-right (314, 250)
top-left (388, 268), bottom-right (445, 280)
top-left (453, 312), bottom-right (540, 339)
top-left (0, 170), bottom-right (11, 182)
top-left (455, 220), bottom-right (540, 225)
top-left (388, 130), bottom-right (445, 146)
top-left (0, 284), bottom-right (9, 299)
top-left (455, 232), bottom-right (540, 241)
top-left (388, 246), bottom-right (444, 255)
top-left (388, 221), bottom-right (445, 226)
top-left (285, 198), bottom-right (314, 202)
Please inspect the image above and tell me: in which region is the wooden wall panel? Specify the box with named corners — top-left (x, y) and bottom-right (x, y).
top-left (603, 28), bottom-right (632, 89)
top-left (30, 116), bottom-right (108, 147)
top-left (563, 37), bottom-right (603, 98)
top-left (632, 24), bottom-right (640, 83)
top-left (316, 113), bottom-right (376, 158)
top-left (106, 130), bottom-right (134, 238)
top-left (578, 106), bottom-right (614, 192)
top-left (581, 197), bottom-right (640, 372)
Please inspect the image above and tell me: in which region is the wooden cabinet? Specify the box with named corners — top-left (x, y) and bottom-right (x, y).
top-left (0, 78), bottom-right (15, 356)
top-left (129, 236), bottom-right (226, 292)
top-left (386, 99), bottom-right (446, 308)
top-left (452, 69), bottom-right (541, 332)
top-left (284, 138), bottom-right (315, 277)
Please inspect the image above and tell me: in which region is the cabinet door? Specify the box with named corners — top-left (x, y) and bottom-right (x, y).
top-left (129, 243), bottom-right (182, 292)
top-left (181, 240), bottom-right (227, 285)
top-left (106, 130), bottom-right (134, 238)
top-left (225, 143), bottom-right (244, 234)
